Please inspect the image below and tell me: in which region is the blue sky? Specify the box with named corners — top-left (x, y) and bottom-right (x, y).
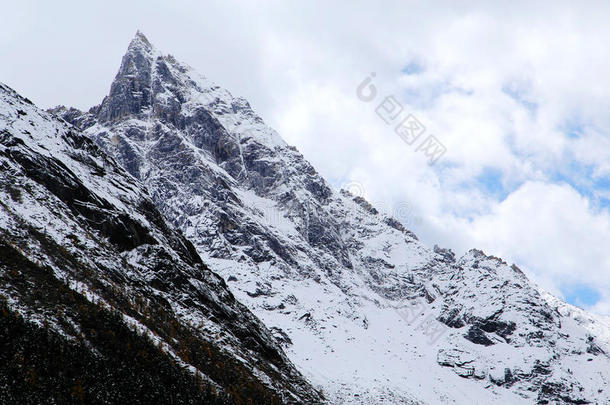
top-left (562, 284), bottom-right (601, 308)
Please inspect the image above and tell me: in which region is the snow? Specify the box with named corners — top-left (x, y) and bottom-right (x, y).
top-left (0, 82), bottom-right (313, 400)
top-left (49, 34), bottom-right (610, 404)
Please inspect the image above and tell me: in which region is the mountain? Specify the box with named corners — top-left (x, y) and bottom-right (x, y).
top-left (53, 32), bottom-right (610, 404)
top-left (0, 81), bottom-right (323, 404)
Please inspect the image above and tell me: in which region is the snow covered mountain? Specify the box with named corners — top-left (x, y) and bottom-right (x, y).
top-left (0, 81), bottom-right (322, 404)
top-left (53, 32), bottom-right (610, 404)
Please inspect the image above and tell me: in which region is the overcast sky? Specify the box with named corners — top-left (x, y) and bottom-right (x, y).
top-left (3, 0), bottom-right (610, 314)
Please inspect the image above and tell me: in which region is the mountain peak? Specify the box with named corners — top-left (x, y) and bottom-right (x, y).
top-left (135, 29), bottom-right (149, 42)
top-left (128, 30), bottom-right (155, 55)
top-left (94, 33), bottom-right (287, 148)
top-left (96, 31), bottom-right (158, 122)
top-left (52, 32), bottom-right (610, 403)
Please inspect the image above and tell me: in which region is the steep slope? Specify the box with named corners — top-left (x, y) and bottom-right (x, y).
top-left (0, 82), bottom-right (323, 404)
top-left (57, 32), bottom-right (610, 404)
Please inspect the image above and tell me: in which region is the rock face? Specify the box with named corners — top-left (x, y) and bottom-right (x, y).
top-left (54, 32), bottom-right (610, 404)
top-left (0, 82), bottom-right (323, 404)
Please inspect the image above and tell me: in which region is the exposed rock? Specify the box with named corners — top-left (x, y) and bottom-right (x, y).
top-left (0, 81), bottom-right (323, 404)
top-left (48, 32), bottom-right (610, 404)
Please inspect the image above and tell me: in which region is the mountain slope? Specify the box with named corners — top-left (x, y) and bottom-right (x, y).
top-left (57, 32), bottom-right (610, 404)
top-left (0, 81), bottom-right (323, 404)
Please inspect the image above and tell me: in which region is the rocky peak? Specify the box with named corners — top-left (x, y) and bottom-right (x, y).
top-left (60, 34), bottom-right (610, 404)
top-left (131, 30), bottom-right (153, 51)
top-left (97, 31), bottom-right (159, 122)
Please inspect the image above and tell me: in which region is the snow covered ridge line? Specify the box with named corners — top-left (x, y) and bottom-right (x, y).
top-left (339, 180), bottom-right (423, 226)
top-left (356, 72), bottom-right (447, 164)
top-left (244, 186), bottom-right (422, 235)
top-left (54, 31), bottom-right (610, 404)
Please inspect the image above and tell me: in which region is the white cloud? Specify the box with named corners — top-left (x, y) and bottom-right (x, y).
top-left (467, 182), bottom-right (610, 288)
top-left (3, 0), bottom-right (610, 313)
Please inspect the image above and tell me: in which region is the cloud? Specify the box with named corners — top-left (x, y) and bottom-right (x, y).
top-left (466, 182), bottom-right (610, 294)
top-left (3, 0), bottom-right (610, 313)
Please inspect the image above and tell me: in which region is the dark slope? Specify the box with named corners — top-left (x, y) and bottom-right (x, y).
top-left (0, 82), bottom-right (323, 404)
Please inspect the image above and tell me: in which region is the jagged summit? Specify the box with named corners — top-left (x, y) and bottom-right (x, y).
top-left (55, 35), bottom-right (610, 404)
top-left (92, 32), bottom-right (286, 148)
top-left (96, 32), bottom-right (159, 122)
top-left (131, 30), bottom-right (153, 51)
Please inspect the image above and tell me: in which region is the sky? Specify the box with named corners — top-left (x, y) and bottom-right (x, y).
top-left (3, 0), bottom-right (610, 315)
